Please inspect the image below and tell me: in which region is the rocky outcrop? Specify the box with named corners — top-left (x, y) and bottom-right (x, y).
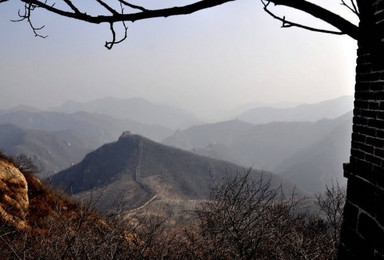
top-left (0, 160), bottom-right (29, 230)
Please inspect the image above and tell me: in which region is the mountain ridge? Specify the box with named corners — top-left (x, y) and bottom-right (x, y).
top-left (51, 133), bottom-right (297, 214)
top-left (163, 113), bottom-right (351, 171)
top-left (49, 97), bottom-right (201, 129)
top-left (237, 96), bottom-right (353, 124)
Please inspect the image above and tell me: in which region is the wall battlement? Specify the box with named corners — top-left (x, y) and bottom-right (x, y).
top-left (339, 1), bottom-right (384, 257)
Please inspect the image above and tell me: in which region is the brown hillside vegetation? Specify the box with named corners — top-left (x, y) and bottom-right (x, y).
top-left (0, 152), bottom-right (344, 259)
top-left (0, 152), bottom-right (178, 259)
top-left (0, 157), bottom-right (29, 230)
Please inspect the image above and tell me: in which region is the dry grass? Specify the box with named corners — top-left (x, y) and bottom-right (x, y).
top-left (0, 153), bottom-right (343, 259)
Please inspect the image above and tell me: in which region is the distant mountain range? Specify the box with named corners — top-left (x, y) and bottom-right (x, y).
top-left (49, 97), bottom-right (201, 129)
top-left (236, 96), bottom-right (353, 124)
top-left (0, 124), bottom-right (94, 178)
top-left (50, 133), bottom-right (297, 214)
top-left (0, 110), bottom-right (173, 177)
top-left (276, 114), bottom-right (352, 193)
top-left (213, 100), bottom-right (299, 122)
top-left (163, 113), bottom-right (352, 170)
top-left (0, 95), bottom-right (353, 195)
top-left (0, 110), bottom-right (173, 143)
top-left (163, 112), bottom-right (352, 193)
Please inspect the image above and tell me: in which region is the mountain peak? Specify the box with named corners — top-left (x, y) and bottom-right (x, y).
top-left (51, 134), bottom-right (292, 214)
top-left (118, 130), bottom-right (132, 141)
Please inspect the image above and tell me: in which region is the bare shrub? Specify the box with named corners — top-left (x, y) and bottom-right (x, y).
top-left (193, 170), bottom-right (336, 259)
top-left (315, 181), bottom-right (346, 257)
top-left (0, 162), bottom-right (346, 259)
top-left (15, 154), bottom-right (38, 174)
top-left (0, 171), bottom-right (172, 259)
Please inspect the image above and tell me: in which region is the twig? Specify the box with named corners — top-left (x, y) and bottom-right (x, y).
top-left (341, 0), bottom-right (359, 16)
top-left (0, 232), bottom-right (23, 260)
top-left (96, 0), bottom-right (119, 15)
top-left (63, 0), bottom-right (81, 14)
top-left (262, 0), bottom-right (358, 40)
top-left (105, 21), bottom-right (128, 50)
top-left (262, 0), bottom-right (345, 36)
top-left (11, 2), bottom-right (47, 38)
top-left (119, 0), bottom-right (148, 12)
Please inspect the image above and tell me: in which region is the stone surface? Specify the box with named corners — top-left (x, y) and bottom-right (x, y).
top-left (0, 160), bottom-right (29, 229)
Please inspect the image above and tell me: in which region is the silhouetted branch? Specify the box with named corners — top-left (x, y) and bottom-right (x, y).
top-left (119, 0), bottom-right (148, 12)
top-left (105, 21), bottom-right (128, 50)
top-left (104, 3), bottom-right (129, 50)
top-left (341, 0), bottom-right (359, 16)
top-left (19, 0), bottom-right (234, 24)
top-left (262, 0), bottom-right (358, 39)
top-left (96, 0), bottom-right (119, 15)
top-left (63, 0), bottom-right (80, 14)
top-left (13, 0), bottom-right (359, 48)
top-left (11, 2), bottom-right (47, 38)
top-left (16, 0), bottom-right (234, 49)
top-left (262, 1), bottom-right (345, 36)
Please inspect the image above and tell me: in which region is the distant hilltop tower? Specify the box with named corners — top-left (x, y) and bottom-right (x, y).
top-left (119, 131), bottom-right (131, 140)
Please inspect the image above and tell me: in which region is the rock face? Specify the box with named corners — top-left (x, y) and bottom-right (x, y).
top-left (0, 160), bottom-right (29, 230)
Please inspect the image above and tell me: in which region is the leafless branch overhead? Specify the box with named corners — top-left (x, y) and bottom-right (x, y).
top-left (264, 0), bottom-right (358, 40)
top-left (341, 0), bottom-right (359, 17)
top-left (11, 2), bottom-right (47, 38)
top-left (262, 1), bottom-right (346, 36)
top-left (7, 0), bottom-right (359, 48)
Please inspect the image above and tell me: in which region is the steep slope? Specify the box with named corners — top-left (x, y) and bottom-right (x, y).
top-left (0, 152), bottom-right (91, 232)
top-left (0, 110), bottom-right (173, 143)
top-left (51, 133), bottom-right (293, 214)
top-left (163, 115), bottom-right (349, 171)
top-left (0, 158), bottom-right (29, 230)
top-left (49, 97), bottom-right (201, 129)
top-left (0, 153), bottom-right (140, 259)
top-left (276, 114), bottom-right (352, 194)
top-left (237, 96), bottom-right (353, 125)
top-left (0, 124), bottom-right (96, 178)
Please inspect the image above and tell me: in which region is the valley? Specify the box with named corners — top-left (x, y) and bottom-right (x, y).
top-left (0, 96), bottom-right (352, 217)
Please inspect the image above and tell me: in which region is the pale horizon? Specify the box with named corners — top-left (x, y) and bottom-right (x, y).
top-left (0, 0), bottom-right (357, 118)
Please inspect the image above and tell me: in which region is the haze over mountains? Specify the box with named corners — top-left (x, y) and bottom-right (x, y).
top-left (276, 116), bottom-right (352, 193)
top-left (49, 97), bottom-right (201, 130)
top-left (0, 105), bottom-right (177, 176)
top-left (163, 113), bottom-right (352, 170)
top-left (0, 95), bottom-right (353, 195)
top-left (0, 124), bottom-right (95, 178)
top-left (0, 110), bottom-right (173, 143)
top-left (163, 112), bottom-right (352, 193)
top-left (51, 133), bottom-right (295, 215)
top-left (235, 95), bottom-right (353, 124)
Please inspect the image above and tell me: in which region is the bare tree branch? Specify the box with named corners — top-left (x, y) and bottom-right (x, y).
top-left (63, 0), bottom-right (81, 14)
top-left (341, 0), bottom-right (359, 17)
top-left (264, 0), bottom-right (358, 39)
top-left (11, 2), bottom-right (47, 38)
top-left (95, 0), bottom-right (119, 15)
top-left (12, 0), bottom-right (359, 49)
top-left (20, 0), bottom-right (234, 24)
top-left (262, 1), bottom-right (346, 36)
top-left (105, 21), bottom-right (128, 50)
top-left (119, 0), bottom-right (148, 12)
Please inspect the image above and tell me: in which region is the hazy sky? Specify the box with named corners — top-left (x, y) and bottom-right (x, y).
top-left (0, 0), bottom-right (358, 117)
